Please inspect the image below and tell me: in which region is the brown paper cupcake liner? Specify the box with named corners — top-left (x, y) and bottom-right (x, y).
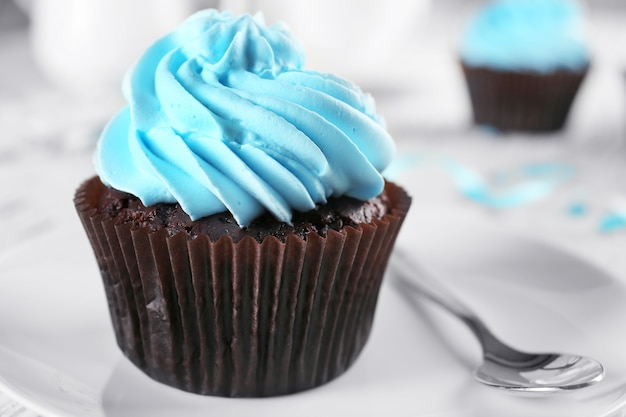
top-left (461, 62), bottom-right (588, 132)
top-left (74, 177), bottom-right (411, 397)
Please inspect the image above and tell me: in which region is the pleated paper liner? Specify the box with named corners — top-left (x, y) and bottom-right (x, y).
top-left (74, 177), bottom-right (411, 397)
top-left (461, 63), bottom-right (588, 132)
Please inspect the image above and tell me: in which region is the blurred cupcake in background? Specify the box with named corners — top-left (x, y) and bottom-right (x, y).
top-left (459, 0), bottom-right (590, 132)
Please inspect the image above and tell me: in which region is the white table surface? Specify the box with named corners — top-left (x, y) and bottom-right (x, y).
top-left (1, 3), bottom-right (626, 416)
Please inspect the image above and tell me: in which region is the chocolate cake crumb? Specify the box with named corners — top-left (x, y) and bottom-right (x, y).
top-left (96, 179), bottom-right (391, 243)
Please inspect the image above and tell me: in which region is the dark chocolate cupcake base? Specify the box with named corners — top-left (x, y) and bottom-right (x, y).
top-left (461, 63), bottom-right (588, 132)
top-left (74, 177), bottom-right (411, 397)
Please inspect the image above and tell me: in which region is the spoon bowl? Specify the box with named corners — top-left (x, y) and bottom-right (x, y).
top-left (476, 353), bottom-right (605, 393)
top-left (391, 250), bottom-right (605, 393)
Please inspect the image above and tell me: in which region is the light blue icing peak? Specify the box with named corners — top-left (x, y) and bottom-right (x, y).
top-left (460, 0), bottom-right (590, 72)
top-left (95, 10), bottom-right (395, 226)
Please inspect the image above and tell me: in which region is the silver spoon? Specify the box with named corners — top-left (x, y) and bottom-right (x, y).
top-left (390, 250), bottom-right (605, 393)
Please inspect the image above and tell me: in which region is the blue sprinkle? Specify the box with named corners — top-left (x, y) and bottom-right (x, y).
top-left (567, 201), bottom-right (588, 217)
top-left (441, 159), bottom-right (574, 208)
top-left (599, 212), bottom-right (626, 233)
top-left (385, 151), bottom-right (574, 209)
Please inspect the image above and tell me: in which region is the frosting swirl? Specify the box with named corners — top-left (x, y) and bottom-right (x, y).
top-left (459, 0), bottom-right (589, 73)
top-left (95, 10), bottom-right (395, 226)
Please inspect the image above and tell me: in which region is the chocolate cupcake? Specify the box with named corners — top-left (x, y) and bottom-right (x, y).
top-left (74, 10), bottom-right (411, 397)
top-left (459, 0), bottom-right (590, 132)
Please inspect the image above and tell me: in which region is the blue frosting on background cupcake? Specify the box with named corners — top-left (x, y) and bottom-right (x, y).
top-left (460, 0), bottom-right (590, 73)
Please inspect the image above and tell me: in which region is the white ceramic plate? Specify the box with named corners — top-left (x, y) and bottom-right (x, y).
top-left (1, 193), bottom-right (626, 417)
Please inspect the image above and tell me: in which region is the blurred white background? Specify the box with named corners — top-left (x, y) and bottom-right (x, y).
top-left (1, 1), bottom-right (626, 415)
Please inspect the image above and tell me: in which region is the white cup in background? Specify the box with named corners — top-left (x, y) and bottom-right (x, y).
top-left (26, 0), bottom-right (212, 92)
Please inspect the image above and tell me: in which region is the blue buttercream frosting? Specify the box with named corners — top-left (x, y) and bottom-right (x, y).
top-left (459, 0), bottom-right (590, 72)
top-left (95, 10), bottom-right (395, 226)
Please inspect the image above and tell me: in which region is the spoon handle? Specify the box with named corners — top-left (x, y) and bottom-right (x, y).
top-left (390, 250), bottom-right (546, 366)
top-left (390, 250), bottom-right (481, 325)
